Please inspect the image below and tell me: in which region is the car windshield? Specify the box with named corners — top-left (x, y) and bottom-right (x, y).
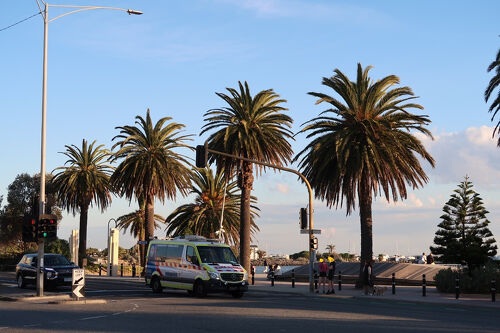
top-left (197, 246), bottom-right (238, 265)
top-left (44, 255), bottom-right (71, 266)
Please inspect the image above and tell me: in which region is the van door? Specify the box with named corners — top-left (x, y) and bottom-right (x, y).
top-left (181, 245), bottom-right (201, 288)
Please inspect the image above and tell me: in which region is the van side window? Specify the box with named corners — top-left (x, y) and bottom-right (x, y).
top-left (186, 246), bottom-right (198, 265)
top-left (166, 244), bottom-right (183, 264)
top-left (148, 244), bottom-right (157, 262)
top-left (156, 245), bottom-right (168, 262)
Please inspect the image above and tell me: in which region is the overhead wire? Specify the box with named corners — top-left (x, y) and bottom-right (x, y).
top-left (0, 12), bottom-right (41, 33)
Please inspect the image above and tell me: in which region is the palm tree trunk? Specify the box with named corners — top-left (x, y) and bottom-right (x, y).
top-left (139, 226), bottom-right (145, 267)
top-left (238, 162), bottom-right (253, 274)
top-left (144, 193), bottom-right (155, 267)
top-left (357, 175), bottom-right (373, 287)
top-left (78, 204), bottom-right (89, 268)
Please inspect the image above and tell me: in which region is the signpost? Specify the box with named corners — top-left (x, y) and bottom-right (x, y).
top-left (72, 268), bottom-right (85, 299)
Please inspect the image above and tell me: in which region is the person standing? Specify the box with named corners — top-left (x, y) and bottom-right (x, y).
top-left (317, 258), bottom-right (328, 294)
top-left (362, 260), bottom-right (374, 295)
top-left (327, 256), bottom-right (336, 294)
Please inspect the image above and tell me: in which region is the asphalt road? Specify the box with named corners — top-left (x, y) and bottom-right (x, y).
top-left (0, 272), bottom-right (498, 333)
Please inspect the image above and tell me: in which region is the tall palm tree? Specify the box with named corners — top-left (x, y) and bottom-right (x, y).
top-left (111, 109), bottom-right (192, 265)
top-left (52, 139), bottom-right (113, 267)
top-left (116, 195), bottom-right (165, 266)
top-left (165, 168), bottom-right (260, 245)
top-left (201, 81), bottom-right (294, 272)
top-left (295, 64), bottom-right (435, 282)
top-left (485, 48), bottom-right (500, 145)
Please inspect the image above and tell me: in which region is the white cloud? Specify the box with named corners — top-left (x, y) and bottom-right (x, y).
top-left (421, 126), bottom-right (500, 188)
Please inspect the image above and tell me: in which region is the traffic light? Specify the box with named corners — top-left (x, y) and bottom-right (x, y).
top-left (38, 214), bottom-right (57, 240)
top-left (22, 215), bottom-right (38, 242)
top-left (310, 237), bottom-right (318, 250)
top-left (299, 208), bottom-right (307, 229)
top-left (195, 144), bottom-right (208, 168)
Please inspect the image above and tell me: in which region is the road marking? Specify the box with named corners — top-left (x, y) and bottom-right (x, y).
top-left (23, 324), bottom-right (41, 327)
top-left (444, 308), bottom-right (466, 311)
top-left (86, 289), bottom-right (147, 293)
top-left (80, 315), bottom-right (107, 321)
top-left (0, 327), bottom-right (9, 330)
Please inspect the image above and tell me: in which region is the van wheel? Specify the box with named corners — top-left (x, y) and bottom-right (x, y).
top-left (193, 280), bottom-right (206, 297)
top-left (151, 277), bottom-right (163, 293)
top-left (231, 291), bottom-right (244, 298)
top-left (17, 275), bottom-right (25, 289)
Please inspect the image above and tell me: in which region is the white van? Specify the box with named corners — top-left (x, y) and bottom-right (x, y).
top-left (145, 236), bottom-right (248, 298)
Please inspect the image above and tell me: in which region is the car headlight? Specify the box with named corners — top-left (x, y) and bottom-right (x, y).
top-left (208, 271), bottom-right (220, 280)
top-left (45, 268), bottom-right (57, 279)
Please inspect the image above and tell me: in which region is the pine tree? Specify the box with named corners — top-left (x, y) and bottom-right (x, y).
top-left (430, 176), bottom-right (497, 269)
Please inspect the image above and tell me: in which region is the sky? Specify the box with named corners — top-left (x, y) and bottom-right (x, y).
top-left (1, 0), bottom-right (500, 257)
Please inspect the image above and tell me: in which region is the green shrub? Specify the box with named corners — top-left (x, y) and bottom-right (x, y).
top-left (434, 263), bottom-right (500, 293)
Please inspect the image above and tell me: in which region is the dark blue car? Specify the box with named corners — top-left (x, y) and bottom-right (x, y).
top-left (16, 253), bottom-right (79, 289)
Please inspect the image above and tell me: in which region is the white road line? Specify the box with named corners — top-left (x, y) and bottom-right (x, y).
top-left (80, 315), bottom-right (107, 321)
top-left (0, 327), bottom-right (9, 330)
top-left (23, 324), bottom-right (41, 327)
top-left (111, 313), bottom-right (121, 316)
top-left (86, 289), bottom-right (147, 293)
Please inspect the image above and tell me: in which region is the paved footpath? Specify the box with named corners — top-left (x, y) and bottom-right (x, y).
top-left (249, 274), bottom-right (500, 309)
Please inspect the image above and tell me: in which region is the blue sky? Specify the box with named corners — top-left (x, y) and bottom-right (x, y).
top-left (1, 0), bottom-right (500, 256)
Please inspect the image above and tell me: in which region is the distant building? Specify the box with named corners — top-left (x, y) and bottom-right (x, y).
top-left (250, 245), bottom-right (259, 260)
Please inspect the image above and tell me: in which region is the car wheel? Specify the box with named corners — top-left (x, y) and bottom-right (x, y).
top-left (193, 280), bottom-right (206, 298)
top-left (151, 277), bottom-right (163, 293)
top-left (17, 275), bottom-right (25, 289)
top-left (231, 291), bottom-right (244, 299)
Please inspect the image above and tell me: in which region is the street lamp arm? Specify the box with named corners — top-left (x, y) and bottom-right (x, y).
top-left (47, 5), bottom-right (142, 23)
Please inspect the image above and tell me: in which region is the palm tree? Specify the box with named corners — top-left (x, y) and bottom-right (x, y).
top-left (165, 168), bottom-right (259, 245)
top-left (111, 109), bottom-right (192, 265)
top-left (201, 81), bottom-right (294, 272)
top-left (52, 139), bottom-right (113, 267)
top-left (326, 244), bottom-right (335, 254)
top-left (116, 195), bottom-right (165, 266)
top-left (485, 48), bottom-right (500, 145)
top-left (295, 64), bottom-right (435, 282)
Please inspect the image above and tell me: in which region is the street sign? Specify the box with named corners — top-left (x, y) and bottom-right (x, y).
top-left (72, 268), bottom-right (85, 299)
top-left (300, 229), bottom-right (322, 234)
top-left (137, 241), bottom-right (148, 245)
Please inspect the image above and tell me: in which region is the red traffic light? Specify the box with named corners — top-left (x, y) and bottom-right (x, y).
top-left (50, 219), bottom-right (55, 224)
top-left (31, 219), bottom-right (36, 225)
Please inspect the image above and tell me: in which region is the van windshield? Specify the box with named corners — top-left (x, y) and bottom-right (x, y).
top-left (197, 246), bottom-right (239, 265)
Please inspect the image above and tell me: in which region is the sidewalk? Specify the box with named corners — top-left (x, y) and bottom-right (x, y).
top-left (249, 274), bottom-right (500, 309)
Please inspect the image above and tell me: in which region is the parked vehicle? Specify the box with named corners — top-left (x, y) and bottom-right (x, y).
top-left (16, 253), bottom-right (79, 289)
top-left (145, 235), bottom-right (248, 298)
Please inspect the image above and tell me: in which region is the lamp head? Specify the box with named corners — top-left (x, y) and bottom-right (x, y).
top-left (127, 9), bottom-right (143, 15)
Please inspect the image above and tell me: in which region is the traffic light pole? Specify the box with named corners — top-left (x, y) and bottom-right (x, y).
top-left (201, 142), bottom-right (316, 293)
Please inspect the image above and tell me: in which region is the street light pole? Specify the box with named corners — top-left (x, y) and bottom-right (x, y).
top-left (34, 0), bottom-right (142, 296)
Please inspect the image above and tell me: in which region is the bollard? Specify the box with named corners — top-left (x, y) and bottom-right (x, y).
top-left (99, 263), bottom-right (102, 276)
top-left (291, 269), bottom-right (295, 288)
top-left (271, 271), bottom-right (275, 287)
top-left (422, 274), bottom-right (426, 297)
top-left (492, 280), bottom-right (496, 302)
top-left (251, 266), bottom-right (255, 285)
top-left (132, 264), bottom-right (136, 277)
top-left (314, 272), bottom-right (319, 291)
top-left (455, 274), bottom-right (460, 299)
top-left (338, 271), bottom-right (342, 291)
top-left (121, 263), bottom-right (123, 277)
top-left (392, 272), bottom-right (396, 295)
